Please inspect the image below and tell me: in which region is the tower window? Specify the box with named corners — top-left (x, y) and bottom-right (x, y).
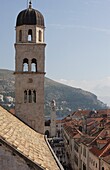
top-left (39, 30), bottom-right (42, 42)
top-left (23, 58), bottom-right (29, 72)
top-left (28, 29), bottom-right (32, 42)
top-left (19, 30), bottom-right (22, 42)
top-left (24, 90), bottom-right (27, 103)
top-left (31, 58), bottom-right (37, 72)
top-left (33, 90), bottom-right (36, 103)
top-left (29, 90), bottom-right (32, 103)
top-left (24, 89), bottom-right (36, 103)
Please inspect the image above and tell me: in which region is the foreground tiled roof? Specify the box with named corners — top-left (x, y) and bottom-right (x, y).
top-left (0, 106), bottom-right (61, 170)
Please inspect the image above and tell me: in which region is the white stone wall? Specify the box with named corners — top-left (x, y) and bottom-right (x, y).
top-left (89, 151), bottom-right (99, 170)
top-left (0, 143), bottom-right (40, 170)
top-left (81, 143), bottom-right (89, 170)
top-left (0, 94), bottom-right (3, 102)
top-left (101, 159), bottom-right (110, 170)
top-left (50, 100), bottom-right (56, 137)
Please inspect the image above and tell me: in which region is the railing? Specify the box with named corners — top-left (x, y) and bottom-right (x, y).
top-left (45, 135), bottom-right (64, 170)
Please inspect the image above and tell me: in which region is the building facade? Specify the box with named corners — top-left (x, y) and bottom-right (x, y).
top-left (61, 109), bottom-right (110, 170)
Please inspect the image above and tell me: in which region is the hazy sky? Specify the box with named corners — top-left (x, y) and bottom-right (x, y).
top-left (1, 0), bottom-right (110, 104)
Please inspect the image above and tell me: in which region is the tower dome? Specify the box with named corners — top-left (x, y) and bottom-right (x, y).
top-left (16, 3), bottom-right (45, 27)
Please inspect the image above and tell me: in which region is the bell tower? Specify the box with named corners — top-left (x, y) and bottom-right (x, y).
top-left (14, 2), bottom-right (46, 134)
top-left (50, 100), bottom-right (56, 137)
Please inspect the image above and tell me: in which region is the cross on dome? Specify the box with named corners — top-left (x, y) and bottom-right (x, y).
top-left (29, 0), bottom-right (32, 5)
top-left (29, 0), bottom-right (32, 8)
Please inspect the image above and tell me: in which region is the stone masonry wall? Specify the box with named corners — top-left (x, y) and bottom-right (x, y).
top-left (0, 142), bottom-right (41, 170)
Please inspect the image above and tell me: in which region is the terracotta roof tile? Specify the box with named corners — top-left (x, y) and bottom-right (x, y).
top-left (97, 139), bottom-right (107, 144)
top-left (63, 120), bottom-right (83, 138)
top-left (90, 142), bottom-right (110, 157)
top-left (9, 108), bottom-right (15, 114)
top-left (90, 146), bottom-right (103, 157)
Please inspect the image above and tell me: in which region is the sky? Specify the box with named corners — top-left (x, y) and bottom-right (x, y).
top-left (1, 0), bottom-right (110, 105)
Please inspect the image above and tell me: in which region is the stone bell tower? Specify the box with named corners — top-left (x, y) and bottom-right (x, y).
top-left (50, 100), bottom-right (56, 137)
top-left (14, 1), bottom-right (46, 134)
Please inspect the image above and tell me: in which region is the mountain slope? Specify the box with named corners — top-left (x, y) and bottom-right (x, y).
top-left (0, 69), bottom-right (107, 116)
top-left (44, 78), bottom-right (107, 116)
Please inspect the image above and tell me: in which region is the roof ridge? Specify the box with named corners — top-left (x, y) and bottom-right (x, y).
top-left (99, 142), bottom-right (110, 157)
top-left (89, 128), bottom-right (105, 145)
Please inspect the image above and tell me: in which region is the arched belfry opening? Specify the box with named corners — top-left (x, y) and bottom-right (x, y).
top-left (28, 29), bottom-right (33, 42)
top-left (23, 58), bottom-right (29, 72)
top-left (33, 90), bottom-right (36, 103)
top-left (15, 2), bottom-right (46, 134)
top-left (39, 30), bottom-right (42, 42)
top-left (31, 58), bottom-right (37, 72)
top-left (29, 90), bottom-right (32, 103)
top-left (24, 90), bottom-right (27, 103)
top-left (19, 30), bottom-right (22, 42)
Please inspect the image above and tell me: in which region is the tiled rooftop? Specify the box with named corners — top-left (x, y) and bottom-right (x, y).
top-left (63, 121), bottom-right (83, 138)
top-left (90, 142), bottom-right (110, 158)
top-left (82, 136), bottom-right (95, 145)
top-left (71, 109), bottom-right (110, 118)
top-left (0, 106), bottom-right (61, 170)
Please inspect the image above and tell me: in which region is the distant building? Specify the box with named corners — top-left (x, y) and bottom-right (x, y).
top-left (5, 96), bottom-right (14, 103)
top-left (50, 100), bottom-right (57, 137)
top-left (62, 109), bottom-right (110, 170)
top-left (44, 100), bottom-right (64, 138)
top-left (0, 94), bottom-right (3, 102)
top-left (45, 100), bottom-right (57, 138)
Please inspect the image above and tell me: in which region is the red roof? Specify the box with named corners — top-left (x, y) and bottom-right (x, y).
top-left (9, 108), bottom-right (15, 115)
top-left (90, 141), bottom-right (110, 157)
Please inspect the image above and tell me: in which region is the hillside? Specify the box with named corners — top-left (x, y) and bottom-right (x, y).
top-left (44, 78), bottom-right (107, 116)
top-left (0, 69), bottom-right (107, 117)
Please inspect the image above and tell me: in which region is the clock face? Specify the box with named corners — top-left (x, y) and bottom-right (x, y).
top-left (28, 78), bottom-right (33, 83)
